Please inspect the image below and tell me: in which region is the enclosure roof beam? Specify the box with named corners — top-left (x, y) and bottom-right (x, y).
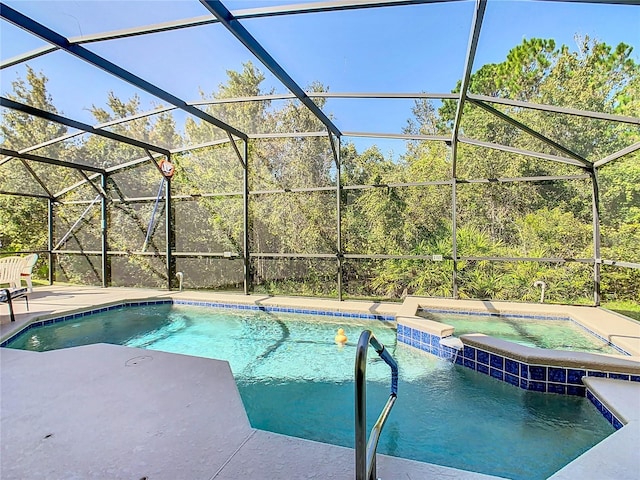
top-left (0, 190), bottom-right (51, 199)
top-left (217, 0), bottom-right (461, 18)
top-left (18, 159), bottom-right (54, 198)
top-left (1, 0), bottom-right (447, 69)
top-left (458, 137), bottom-right (588, 168)
top-left (0, 3), bottom-right (248, 141)
top-left (0, 131), bottom-right (84, 167)
top-left (594, 142), bottom-right (640, 168)
top-left (0, 148), bottom-right (106, 174)
top-left (468, 99), bottom-right (591, 167)
top-left (343, 131), bottom-right (451, 142)
top-left (450, 0), bottom-right (487, 175)
top-left (250, 131), bottom-right (329, 139)
top-left (190, 92), bottom-right (460, 105)
top-left (107, 137), bottom-right (240, 170)
top-left (0, 105), bottom-right (177, 166)
top-left (1, 45), bottom-right (56, 70)
top-left (1, 97), bottom-right (171, 157)
top-left (310, 92), bottom-right (460, 99)
top-left (467, 94), bottom-right (640, 125)
top-left (200, 0), bottom-right (342, 138)
top-left (248, 131), bottom-right (451, 141)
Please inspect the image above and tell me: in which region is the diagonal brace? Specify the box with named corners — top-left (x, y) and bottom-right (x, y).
top-left (468, 98), bottom-right (591, 167)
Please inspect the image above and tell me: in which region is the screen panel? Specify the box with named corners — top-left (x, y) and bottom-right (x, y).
top-left (54, 201), bottom-right (102, 251)
top-left (456, 260), bottom-right (594, 305)
top-left (108, 201), bottom-right (166, 254)
top-left (455, 178), bottom-right (594, 259)
top-left (175, 257), bottom-right (244, 291)
top-left (343, 185), bottom-right (452, 256)
top-left (174, 197), bottom-right (242, 254)
top-left (250, 257), bottom-right (337, 298)
top-left (54, 253), bottom-right (102, 286)
top-left (342, 258), bottom-right (453, 301)
top-left (109, 254), bottom-right (166, 288)
top-left (250, 190), bottom-right (336, 255)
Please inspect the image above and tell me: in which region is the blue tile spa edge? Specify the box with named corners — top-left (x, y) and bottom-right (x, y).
top-left (0, 299), bottom-right (394, 347)
top-left (397, 324), bottom-right (640, 399)
top-left (586, 389), bottom-right (625, 430)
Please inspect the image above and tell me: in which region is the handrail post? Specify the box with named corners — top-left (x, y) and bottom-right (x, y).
top-left (355, 330), bottom-right (398, 480)
top-left (355, 330), bottom-right (370, 480)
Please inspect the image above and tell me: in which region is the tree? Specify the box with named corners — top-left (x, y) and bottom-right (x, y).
top-left (1, 67), bottom-right (72, 255)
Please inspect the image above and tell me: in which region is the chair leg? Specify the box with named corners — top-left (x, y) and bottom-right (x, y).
top-left (2, 289), bottom-right (16, 323)
top-left (18, 275), bottom-right (33, 293)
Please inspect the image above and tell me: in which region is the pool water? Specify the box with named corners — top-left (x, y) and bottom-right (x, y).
top-left (420, 310), bottom-right (621, 354)
top-left (5, 304), bottom-right (614, 479)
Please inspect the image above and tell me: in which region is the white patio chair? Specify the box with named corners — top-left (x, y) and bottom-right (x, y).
top-left (0, 256), bottom-right (25, 289)
top-left (0, 256), bottom-right (29, 322)
top-left (20, 253), bottom-right (38, 293)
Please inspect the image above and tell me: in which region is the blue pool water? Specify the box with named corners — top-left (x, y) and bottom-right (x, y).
top-left (420, 310), bottom-right (622, 354)
top-left (5, 304), bottom-right (614, 479)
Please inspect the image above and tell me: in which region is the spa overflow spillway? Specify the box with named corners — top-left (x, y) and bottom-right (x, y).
top-left (4, 303), bottom-right (614, 480)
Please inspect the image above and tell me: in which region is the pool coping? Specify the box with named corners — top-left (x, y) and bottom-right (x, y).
top-left (0, 286), bottom-right (399, 343)
top-left (1, 297), bottom-right (396, 348)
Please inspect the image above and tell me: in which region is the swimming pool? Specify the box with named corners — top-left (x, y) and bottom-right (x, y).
top-left (4, 303), bottom-right (614, 479)
top-left (419, 309), bottom-right (622, 354)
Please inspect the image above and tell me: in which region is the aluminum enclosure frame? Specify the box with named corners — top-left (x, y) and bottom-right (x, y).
top-left (1, 0), bottom-right (639, 306)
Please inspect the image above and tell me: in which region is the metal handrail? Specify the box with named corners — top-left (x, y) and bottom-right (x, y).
top-left (355, 330), bottom-right (398, 480)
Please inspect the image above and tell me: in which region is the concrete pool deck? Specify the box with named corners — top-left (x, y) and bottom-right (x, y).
top-left (2, 286), bottom-right (639, 479)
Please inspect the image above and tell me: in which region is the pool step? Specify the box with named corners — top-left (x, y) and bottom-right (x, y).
top-left (549, 378), bottom-right (640, 480)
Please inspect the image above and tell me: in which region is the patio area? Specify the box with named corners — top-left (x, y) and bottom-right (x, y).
top-left (1, 286), bottom-right (639, 479)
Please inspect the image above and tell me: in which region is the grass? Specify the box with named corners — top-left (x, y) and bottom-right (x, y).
top-left (602, 300), bottom-right (640, 322)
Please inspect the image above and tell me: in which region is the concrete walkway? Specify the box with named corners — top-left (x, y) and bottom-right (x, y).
top-left (1, 342), bottom-right (498, 480)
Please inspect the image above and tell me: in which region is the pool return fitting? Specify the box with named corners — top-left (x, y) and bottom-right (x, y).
top-left (355, 330), bottom-right (398, 480)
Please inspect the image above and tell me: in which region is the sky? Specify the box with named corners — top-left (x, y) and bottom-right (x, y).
top-left (1, 0), bottom-right (639, 157)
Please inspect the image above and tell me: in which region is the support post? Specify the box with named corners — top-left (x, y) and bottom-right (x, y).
top-left (449, 0), bottom-right (486, 299)
top-left (165, 170), bottom-right (176, 290)
top-left (334, 134), bottom-right (343, 301)
top-left (451, 179), bottom-right (458, 298)
top-left (590, 168), bottom-right (601, 306)
top-left (48, 197), bottom-right (54, 285)
top-left (243, 140), bottom-right (251, 294)
top-left (101, 173), bottom-right (110, 287)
